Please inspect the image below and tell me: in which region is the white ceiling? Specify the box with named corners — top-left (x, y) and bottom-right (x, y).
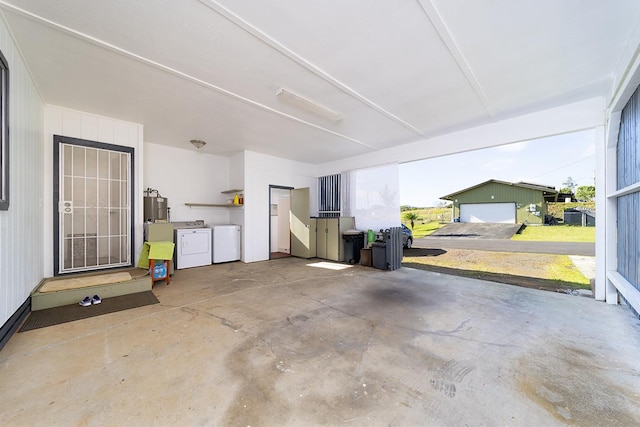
top-left (1, 0), bottom-right (639, 164)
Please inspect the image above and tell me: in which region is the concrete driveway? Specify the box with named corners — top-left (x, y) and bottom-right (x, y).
top-left (1, 258), bottom-right (638, 426)
top-left (428, 223), bottom-right (523, 239)
top-left (420, 223), bottom-right (594, 256)
top-left (416, 237), bottom-right (595, 256)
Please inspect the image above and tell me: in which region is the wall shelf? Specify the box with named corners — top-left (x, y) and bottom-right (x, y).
top-left (185, 203), bottom-right (243, 208)
top-left (185, 189), bottom-right (245, 208)
top-left (221, 189), bottom-right (243, 194)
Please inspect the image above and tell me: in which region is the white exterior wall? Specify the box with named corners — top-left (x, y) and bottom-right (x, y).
top-left (243, 151), bottom-right (317, 263)
top-left (228, 151), bottom-right (245, 231)
top-left (143, 142), bottom-right (231, 225)
top-left (44, 106), bottom-right (144, 275)
top-left (0, 16), bottom-right (44, 326)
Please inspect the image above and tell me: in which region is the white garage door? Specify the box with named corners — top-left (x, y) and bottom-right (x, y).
top-left (460, 203), bottom-right (516, 224)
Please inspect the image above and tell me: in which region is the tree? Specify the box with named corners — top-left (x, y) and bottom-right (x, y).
top-left (576, 185), bottom-right (595, 201)
top-left (561, 176), bottom-right (577, 194)
top-left (379, 185), bottom-right (397, 207)
top-left (403, 211), bottom-right (420, 229)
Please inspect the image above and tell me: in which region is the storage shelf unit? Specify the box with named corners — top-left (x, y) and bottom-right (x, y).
top-left (314, 217), bottom-right (354, 262)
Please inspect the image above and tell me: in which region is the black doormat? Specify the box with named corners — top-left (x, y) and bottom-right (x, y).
top-left (19, 291), bottom-right (159, 332)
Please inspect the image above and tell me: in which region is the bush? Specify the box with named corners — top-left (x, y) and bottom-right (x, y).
top-left (547, 202), bottom-right (595, 220)
top-left (400, 206), bottom-right (452, 225)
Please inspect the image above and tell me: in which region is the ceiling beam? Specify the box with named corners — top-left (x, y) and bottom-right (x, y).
top-left (417, 0), bottom-right (496, 119)
top-left (0, 0), bottom-right (379, 151)
top-left (317, 97), bottom-right (604, 176)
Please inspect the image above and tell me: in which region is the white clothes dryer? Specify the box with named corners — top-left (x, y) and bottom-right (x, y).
top-left (172, 221), bottom-right (212, 269)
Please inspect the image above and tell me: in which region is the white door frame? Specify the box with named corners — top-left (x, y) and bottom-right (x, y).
top-left (268, 185), bottom-right (293, 259)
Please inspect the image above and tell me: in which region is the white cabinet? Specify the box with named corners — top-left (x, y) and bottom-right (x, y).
top-left (212, 225), bottom-right (241, 263)
top-left (315, 217), bottom-right (355, 261)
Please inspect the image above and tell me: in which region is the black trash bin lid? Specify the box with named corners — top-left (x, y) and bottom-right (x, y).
top-left (343, 229), bottom-right (364, 235)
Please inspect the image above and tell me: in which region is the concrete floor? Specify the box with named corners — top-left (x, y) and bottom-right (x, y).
top-left (1, 258), bottom-right (639, 426)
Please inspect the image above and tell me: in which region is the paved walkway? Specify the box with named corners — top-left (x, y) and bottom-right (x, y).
top-left (569, 255), bottom-right (597, 279)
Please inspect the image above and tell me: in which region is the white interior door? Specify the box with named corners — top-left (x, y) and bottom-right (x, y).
top-left (56, 139), bottom-right (132, 274)
top-left (290, 187), bottom-right (312, 258)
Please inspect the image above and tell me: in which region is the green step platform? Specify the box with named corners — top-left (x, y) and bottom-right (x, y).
top-left (31, 269), bottom-right (152, 311)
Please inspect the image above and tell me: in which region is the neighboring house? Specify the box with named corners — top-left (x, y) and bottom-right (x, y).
top-left (440, 180), bottom-right (558, 225)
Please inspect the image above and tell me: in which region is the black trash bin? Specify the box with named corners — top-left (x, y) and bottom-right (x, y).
top-left (342, 230), bottom-right (365, 264)
top-left (371, 241), bottom-right (387, 270)
top-left (371, 227), bottom-right (403, 271)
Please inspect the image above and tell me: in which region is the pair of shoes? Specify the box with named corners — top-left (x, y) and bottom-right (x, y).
top-left (79, 295), bottom-right (102, 306)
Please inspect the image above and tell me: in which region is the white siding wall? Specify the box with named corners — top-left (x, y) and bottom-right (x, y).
top-left (143, 142), bottom-right (231, 225)
top-left (0, 16), bottom-right (44, 326)
top-left (243, 151), bottom-right (317, 263)
top-left (44, 106), bottom-right (143, 275)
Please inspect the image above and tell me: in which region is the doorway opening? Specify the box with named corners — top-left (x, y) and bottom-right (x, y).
top-left (269, 185), bottom-right (293, 260)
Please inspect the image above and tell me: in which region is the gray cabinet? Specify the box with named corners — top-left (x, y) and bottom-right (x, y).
top-left (315, 217), bottom-right (355, 261)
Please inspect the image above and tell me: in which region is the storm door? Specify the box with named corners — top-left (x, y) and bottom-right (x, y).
top-left (54, 135), bottom-right (134, 275)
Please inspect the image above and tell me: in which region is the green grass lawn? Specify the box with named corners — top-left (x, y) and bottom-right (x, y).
top-left (402, 220), bottom-right (446, 238)
top-left (403, 249), bottom-right (590, 287)
top-left (512, 225), bottom-right (595, 242)
top-left (401, 207), bottom-right (451, 239)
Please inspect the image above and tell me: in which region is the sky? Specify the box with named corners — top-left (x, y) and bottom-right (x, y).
top-left (399, 130), bottom-right (596, 207)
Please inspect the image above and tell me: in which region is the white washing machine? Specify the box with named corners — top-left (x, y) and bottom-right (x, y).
top-left (172, 221), bottom-right (212, 269)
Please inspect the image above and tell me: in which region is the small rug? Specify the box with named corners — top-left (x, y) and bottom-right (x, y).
top-left (19, 291), bottom-right (159, 332)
